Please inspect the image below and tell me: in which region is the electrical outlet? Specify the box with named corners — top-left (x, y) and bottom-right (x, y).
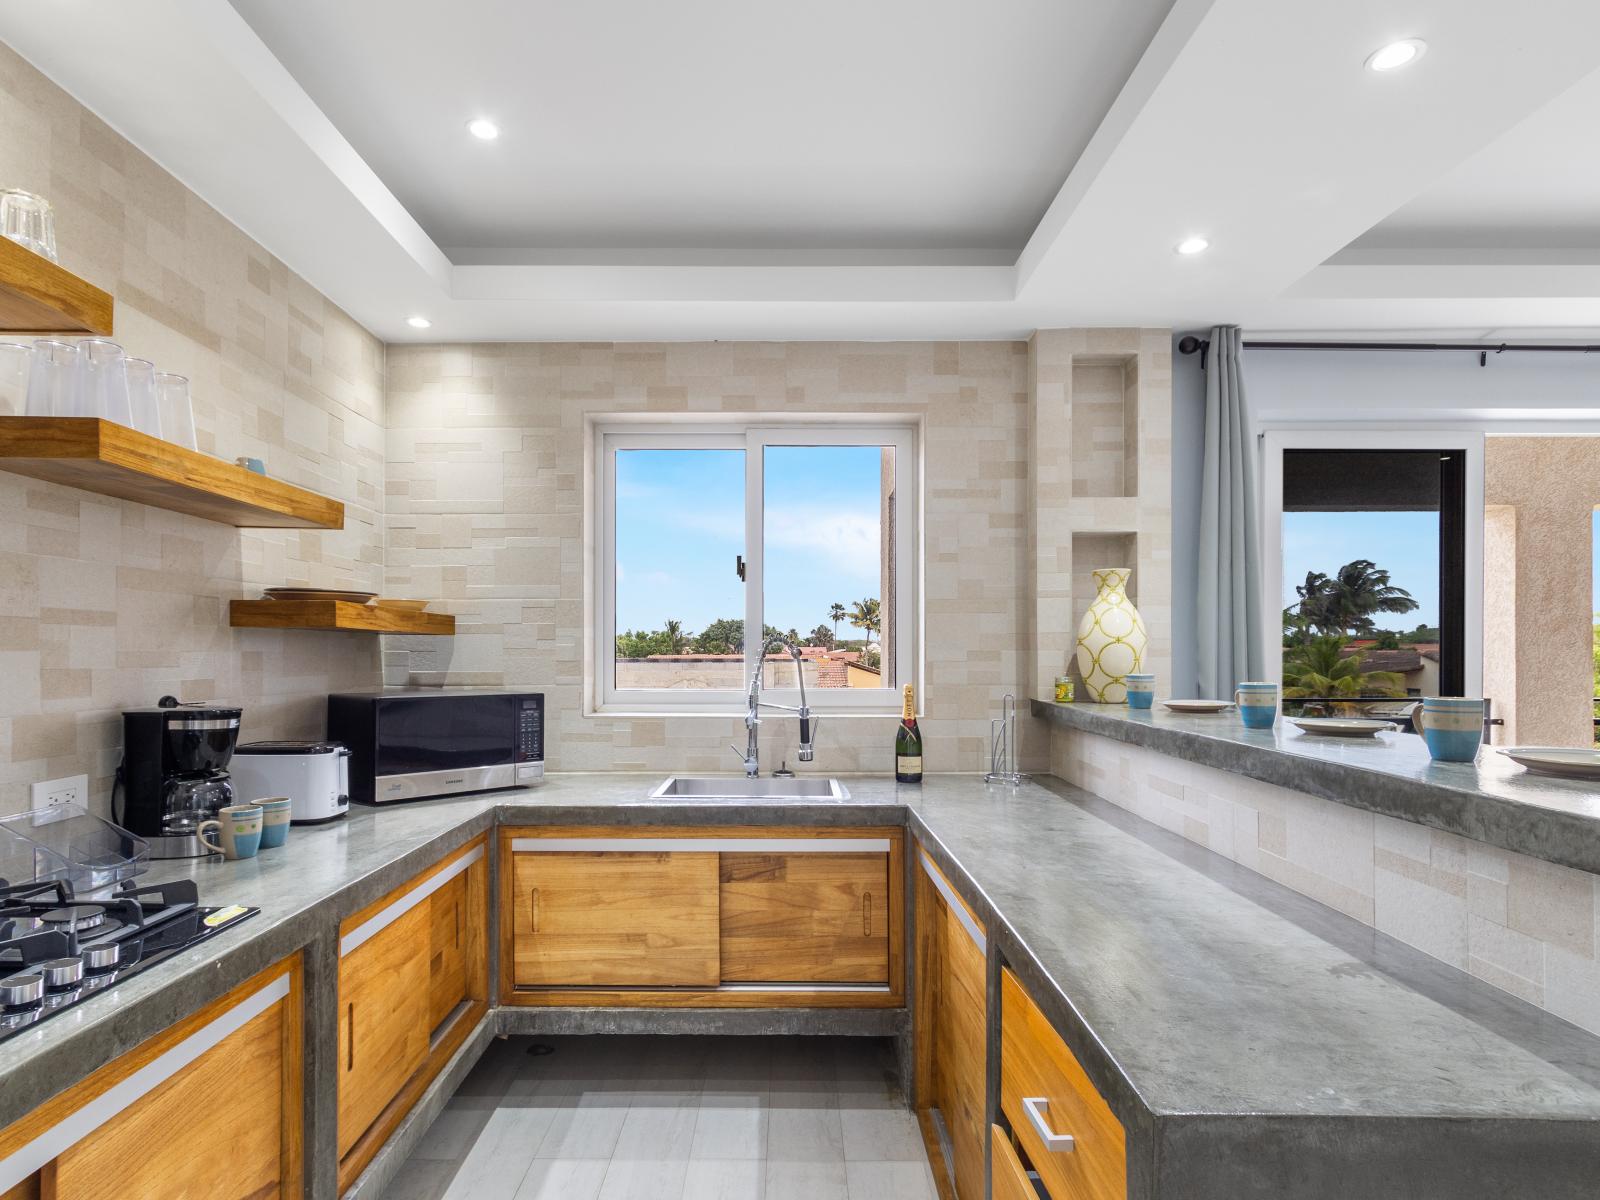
top-left (30, 774), bottom-right (87, 825)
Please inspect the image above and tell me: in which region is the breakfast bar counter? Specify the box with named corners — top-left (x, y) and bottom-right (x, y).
top-left (1034, 697), bottom-right (1600, 874)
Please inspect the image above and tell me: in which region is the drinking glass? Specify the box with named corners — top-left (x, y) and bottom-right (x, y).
top-left (123, 357), bottom-right (161, 437)
top-left (156, 372), bottom-right (196, 450)
top-left (76, 338), bottom-right (130, 425)
top-left (0, 342), bottom-right (29, 415)
top-left (0, 190), bottom-right (57, 261)
top-left (25, 339), bottom-right (80, 416)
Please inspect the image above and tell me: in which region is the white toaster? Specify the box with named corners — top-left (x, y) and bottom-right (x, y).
top-left (230, 740), bottom-right (351, 824)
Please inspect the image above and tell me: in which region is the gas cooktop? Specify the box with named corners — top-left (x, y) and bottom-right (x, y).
top-left (0, 877), bottom-right (258, 1042)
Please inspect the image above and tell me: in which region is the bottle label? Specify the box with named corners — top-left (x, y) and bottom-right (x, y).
top-left (902, 684), bottom-right (916, 721)
top-left (897, 756), bottom-right (922, 773)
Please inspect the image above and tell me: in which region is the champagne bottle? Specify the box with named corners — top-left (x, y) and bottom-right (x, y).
top-left (895, 683), bottom-right (923, 784)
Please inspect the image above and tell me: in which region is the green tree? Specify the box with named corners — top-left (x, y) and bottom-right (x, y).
top-left (662, 619), bottom-right (688, 654)
top-left (693, 617), bottom-right (744, 654)
top-left (829, 603), bottom-right (847, 643)
top-left (615, 628), bottom-right (673, 658)
top-left (809, 624), bottom-right (835, 649)
top-left (1294, 560), bottom-right (1418, 637)
top-left (849, 597), bottom-right (882, 641)
top-left (1281, 635), bottom-right (1405, 699)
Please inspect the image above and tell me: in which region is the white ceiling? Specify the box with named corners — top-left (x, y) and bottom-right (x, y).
top-left (230, 0), bottom-right (1176, 260)
top-left (1347, 68), bottom-right (1600, 251)
top-left (4, 0), bottom-right (1600, 342)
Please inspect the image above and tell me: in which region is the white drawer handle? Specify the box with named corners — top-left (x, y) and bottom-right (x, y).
top-left (1022, 1096), bottom-right (1077, 1152)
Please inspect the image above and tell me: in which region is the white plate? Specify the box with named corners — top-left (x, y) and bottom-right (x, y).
top-left (1291, 717), bottom-right (1396, 739)
top-left (1163, 699), bottom-right (1234, 713)
top-left (1497, 747), bottom-right (1600, 780)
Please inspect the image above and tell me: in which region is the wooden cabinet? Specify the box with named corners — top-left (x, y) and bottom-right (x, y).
top-left (501, 827), bottom-right (904, 1006)
top-left (992, 1125), bottom-right (1040, 1200)
top-left (428, 869), bottom-right (471, 1031)
top-left (338, 900), bottom-right (431, 1160)
top-left (510, 850), bottom-right (720, 987)
top-left (336, 836), bottom-right (488, 1192)
top-left (0, 959), bottom-right (301, 1200)
top-left (719, 852), bottom-right (888, 983)
top-left (914, 848), bottom-right (987, 1200)
top-left (1000, 968), bottom-right (1126, 1200)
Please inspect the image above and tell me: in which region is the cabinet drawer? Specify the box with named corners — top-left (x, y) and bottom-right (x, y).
top-left (720, 852), bottom-right (888, 983)
top-left (511, 851), bottom-right (720, 987)
top-left (992, 1125), bottom-right (1039, 1200)
top-left (1000, 969), bottom-right (1125, 1200)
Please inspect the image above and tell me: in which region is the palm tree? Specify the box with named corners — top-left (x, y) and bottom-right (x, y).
top-left (1296, 560), bottom-right (1418, 637)
top-left (849, 597), bottom-right (881, 641)
top-left (829, 603), bottom-right (847, 643)
top-left (1281, 635), bottom-right (1405, 699)
top-left (662, 619), bottom-right (688, 654)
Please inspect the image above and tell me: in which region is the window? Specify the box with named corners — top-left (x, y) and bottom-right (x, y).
top-left (1261, 430), bottom-right (1484, 709)
top-left (595, 422), bottom-right (917, 713)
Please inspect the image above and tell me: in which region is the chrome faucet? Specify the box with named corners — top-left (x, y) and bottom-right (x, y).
top-left (731, 639), bottom-right (820, 777)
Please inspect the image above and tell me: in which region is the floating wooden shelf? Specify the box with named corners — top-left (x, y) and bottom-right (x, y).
top-left (230, 600), bottom-right (456, 636)
top-left (0, 238), bottom-right (114, 335)
top-left (0, 417), bottom-right (344, 528)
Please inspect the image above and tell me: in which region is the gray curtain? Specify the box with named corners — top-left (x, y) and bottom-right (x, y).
top-left (1197, 326), bottom-right (1263, 697)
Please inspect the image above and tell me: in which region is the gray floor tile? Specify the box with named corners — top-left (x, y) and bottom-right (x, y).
top-left (765, 1159), bottom-right (849, 1200)
top-left (765, 1103), bottom-right (843, 1162)
top-left (682, 1159), bottom-right (765, 1200)
top-left (598, 1156), bottom-right (689, 1200)
top-left (691, 1098), bottom-right (768, 1160)
top-left (612, 1092), bottom-right (699, 1161)
top-left (440, 1106), bottom-right (558, 1200)
top-left (513, 1159), bottom-right (610, 1200)
top-left (838, 1106), bottom-right (927, 1162)
top-left (845, 1160), bottom-right (940, 1200)
top-left (535, 1092), bottom-right (632, 1160)
top-left (385, 1159), bottom-right (458, 1200)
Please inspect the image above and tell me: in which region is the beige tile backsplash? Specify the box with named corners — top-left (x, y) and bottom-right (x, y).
top-left (0, 42), bottom-right (385, 818)
top-left (382, 341), bottom-right (1043, 775)
top-left (1052, 725), bottom-right (1600, 1035)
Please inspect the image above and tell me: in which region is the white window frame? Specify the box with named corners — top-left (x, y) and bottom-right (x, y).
top-left (592, 418), bottom-right (919, 715)
top-left (1260, 427), bottom-right (1485, 696)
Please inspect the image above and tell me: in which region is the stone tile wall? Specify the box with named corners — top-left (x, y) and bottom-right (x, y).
top-left (1052, 726), bottom-right (1600, 1035)
top-left (0, 43), bottom-right (385, 818)
top-left (383, 342), bottom-right (1044, 775)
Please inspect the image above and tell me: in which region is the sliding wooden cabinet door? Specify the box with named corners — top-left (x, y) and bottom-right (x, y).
top-left (719, 852), bottom-right (889, 983)
top-left (511, 851), bottom-right (720, 987)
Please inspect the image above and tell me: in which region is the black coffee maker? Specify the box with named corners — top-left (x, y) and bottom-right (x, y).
top-left (118, 697), bottom-right (243, 859)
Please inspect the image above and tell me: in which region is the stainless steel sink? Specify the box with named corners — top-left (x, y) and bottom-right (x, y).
top-left (648, 776), bottom-right (852, 801)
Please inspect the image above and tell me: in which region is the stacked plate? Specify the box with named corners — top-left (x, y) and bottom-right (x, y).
top-left (263, 587), bottom-right (376, 604)
top-left (1163, 699), bottom-right (1233, 714)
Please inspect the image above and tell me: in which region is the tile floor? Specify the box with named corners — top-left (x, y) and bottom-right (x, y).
top-left (387, 1035), bottom-right (940, 1200)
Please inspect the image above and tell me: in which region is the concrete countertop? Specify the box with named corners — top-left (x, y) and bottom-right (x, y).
top-left (1036, 698), bottom-right (1600, 875)
top-left (2, 772), bottom-right (1598, 1198)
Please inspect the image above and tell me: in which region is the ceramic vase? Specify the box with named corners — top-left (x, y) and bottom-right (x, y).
top-left (1074, 567), bottom-right (1148, 703)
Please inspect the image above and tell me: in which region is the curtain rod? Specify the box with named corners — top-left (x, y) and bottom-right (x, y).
top-left (1176, 336), bottom-right (1600, 369)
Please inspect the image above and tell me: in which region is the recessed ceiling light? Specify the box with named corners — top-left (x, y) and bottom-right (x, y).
top-left (466, 117), bottom-right (500, 141)
top-left (1175, 236), bottom-right (1210, 256)
top-left (1366, 38), bottom-right (1426, 72)
top-left (406, 315), bottom-right (432, 329)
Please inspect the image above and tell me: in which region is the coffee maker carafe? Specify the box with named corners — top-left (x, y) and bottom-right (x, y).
top-left (118, 697), bottom-right (242, 858)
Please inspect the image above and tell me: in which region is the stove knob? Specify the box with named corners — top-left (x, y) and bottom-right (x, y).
top-left (82, 943), bottom-right (121, 973)
top-left (0, 972), bottom-right (44, 1008)
top-left (38, 957), bottom-right (84, 991)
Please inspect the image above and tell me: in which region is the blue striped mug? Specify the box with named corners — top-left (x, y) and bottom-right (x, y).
top-left (1235, 682), bottom-right (1279, 730)
top-left (1414, 697), bottom-right (1484, 763)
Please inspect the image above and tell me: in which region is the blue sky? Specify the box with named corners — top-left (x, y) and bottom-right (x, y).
top-left (615, 446), bottom-right (885, 638)
top-left (1281, 511), bottom-right (1440, 628)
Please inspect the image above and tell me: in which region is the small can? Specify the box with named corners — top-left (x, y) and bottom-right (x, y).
top-left (1054, 675), bottom-right (1075, 703)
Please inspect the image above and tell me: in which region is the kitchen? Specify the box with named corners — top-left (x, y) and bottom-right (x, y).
top-left (3, 3), bottom-right (1600, 1199)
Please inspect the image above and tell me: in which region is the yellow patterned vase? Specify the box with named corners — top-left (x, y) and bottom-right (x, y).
top-left (1074, 567), bottom-right (1148, 703)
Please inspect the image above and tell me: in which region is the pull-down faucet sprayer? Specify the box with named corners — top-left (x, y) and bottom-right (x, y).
top-left (731, 639), bottom-right (820, 778)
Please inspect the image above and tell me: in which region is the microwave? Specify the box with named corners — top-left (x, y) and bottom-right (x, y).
top-left (327, 688), bottom-right (544, 805)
